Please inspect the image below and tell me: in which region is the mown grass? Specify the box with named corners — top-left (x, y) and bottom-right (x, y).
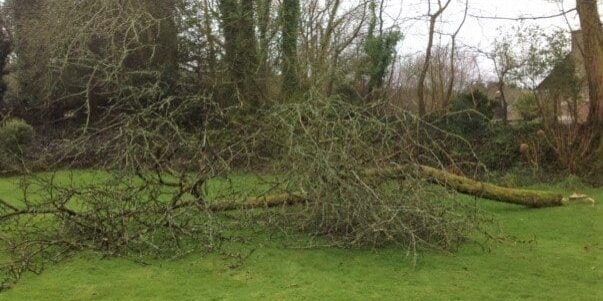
top-left (0, 171), bottom-right (601, 301)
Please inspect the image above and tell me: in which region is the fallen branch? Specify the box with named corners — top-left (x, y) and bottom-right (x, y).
top-left (414, 165), bottom-right (563, 208)
top-left (0, 166), bottom-right (565, 221)
top-left (207, 192), bottom-right (308, 212)
top-left (205, 165), bottom-right (564, 211)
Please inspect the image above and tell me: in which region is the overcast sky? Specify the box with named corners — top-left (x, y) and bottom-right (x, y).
top-left (390, 0), bottom-right (582, 49)
top-left (384, 0), bottom-right (603, 75)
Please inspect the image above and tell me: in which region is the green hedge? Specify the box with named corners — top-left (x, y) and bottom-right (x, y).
top-left (0, 118), bottom-right (35, 171)
top-left (429, 90), bottom-right (555, 173)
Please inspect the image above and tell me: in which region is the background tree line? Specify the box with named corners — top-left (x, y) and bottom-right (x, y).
top-left (0, 0), bottom-right (601, 175)
top-left (0, 0), bottom-right (403, 121)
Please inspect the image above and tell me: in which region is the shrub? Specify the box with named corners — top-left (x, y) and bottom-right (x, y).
top-left (558, 174), bottom-right (588, 191)
top-left (450, 89), bottom-right (497, 119)
top-left (433, 91), bottom-right (558, 173)
top-left (0, 118), bottom-right (35, 171)
top-left (514, 93), bottom-right (540, 121)
top-left (443, 89), bottom-right (497, 138)
top-left (478, 125), bottom-right (521, 170)
top-left (425, 90), bottom-right (497, 173)
top-left (0, 118), bottom-right (34, 152)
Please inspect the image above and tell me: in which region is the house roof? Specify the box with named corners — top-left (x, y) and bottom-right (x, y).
top-left (537, 30), bottom-right (586, 91)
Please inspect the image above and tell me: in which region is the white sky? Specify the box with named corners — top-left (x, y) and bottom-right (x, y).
top-left (384, 0), bottom-right (603, 75)
top-left (390, 0), bottom-right (582, 49)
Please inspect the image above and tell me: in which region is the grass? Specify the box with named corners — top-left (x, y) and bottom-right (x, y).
top-left (0, 171), bottom-right (601, 300)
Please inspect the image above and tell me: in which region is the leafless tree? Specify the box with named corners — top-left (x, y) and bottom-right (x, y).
top-left (417, 0), bottom-right (453, 116)
top-left (444, 0), bottom-right (469, 109)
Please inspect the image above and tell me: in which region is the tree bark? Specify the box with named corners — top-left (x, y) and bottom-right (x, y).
top-left (240, 0), bottom-right (262, 105)
top-left (498, 81), bottom-right (509, 125)
top-left (219, 0), bottom-right (262, 107)
top-left (0, 16), bottom-right (12, 111)
top-left (281, 0), bottom-right (301, 98)
top-left (257, 0), bottom-right (272, 98)
top-left (577, 0), bottom-right (603, 126)
top-left (417, 17), bottom-right (437, 116)
top-left (413, 165), bottom-right (563, 208)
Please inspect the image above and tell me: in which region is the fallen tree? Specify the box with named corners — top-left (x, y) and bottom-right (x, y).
top-left (414, 165), bottom-right (563, 208)
top-left (206, 192), bottom-right (308, 212)
top-left (0, 98), bottom-right (566, 289)
top-left (211, 165), bottom-right (564, 211)
top-left (2, 165), bottom-right (563, 219)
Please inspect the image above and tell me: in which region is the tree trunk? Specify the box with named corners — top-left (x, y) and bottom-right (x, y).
top-left (444, 0), bottom-right (469, 110)
top-left (417, 1), bottom-right (452, 116)
top-left (499, 81), bottom-right (509, 125)
top-left (219, 0), bottom-right (262, 107)
top-left (142, 0), bottom-right (179, 92)
top-left (257, 0), bottom-right (272, 98)
top-left (281, 0), bottom-right (301, 98)
top-left (417, 17), bottom-right (437, 116)
top-left (0, 21), bottom-right (11, 110)
top-left (595, 138), bottom-right (603, 179)
top-left (7, 0), bottom-right (46, 114)
top-left (219, 0), bottom-right (240, 91)
top-left (576, 0), bottom-right (603, 173)
top-left (443, 39), bottom-right (456, 110)
top-left (208, 192), bottom-right (307, 212)
top-left (209, 165), bottom-right (564, 212)
top-left (203, 0), bottom-right (218, 81)
top-left (239, 0), bottom-right (262, 105)
top-left (577, 0), bottom-right (603, 126)
top-left (414, 165), bottom-right (563, 208)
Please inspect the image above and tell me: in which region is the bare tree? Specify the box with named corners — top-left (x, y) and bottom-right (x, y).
top-left (444, 0), bottom-right (469, 110)
top-left (391, 48), bottom-right (479, 112)
top-left (298, 0), bottom-right (368, 95)
top-left (490, 35), bottom-right (519, 125)
top-left (417, 0), bottom-right (452, 116)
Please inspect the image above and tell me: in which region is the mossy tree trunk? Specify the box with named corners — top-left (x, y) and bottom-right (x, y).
top-left (281, 0), bottom-right (300, 98)
top-left (577, 0), bottom-right (603, 126)
top-left (209, 165), bottom-right (564, 212)
top-left (414, 165), bottom-right (563, 208)
top-left (576, 0), bottom-right (603, 173)
top-left (219, 0), bottom-right (263, 108)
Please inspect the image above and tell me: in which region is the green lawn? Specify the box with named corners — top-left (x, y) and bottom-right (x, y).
top-left (0, 172), bottom-right (601, 300)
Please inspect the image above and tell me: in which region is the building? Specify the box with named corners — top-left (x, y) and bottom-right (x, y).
top-left (537, 31), bottom-right (591, 124)
top-left (483, 82), bottom-right (527, 123)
